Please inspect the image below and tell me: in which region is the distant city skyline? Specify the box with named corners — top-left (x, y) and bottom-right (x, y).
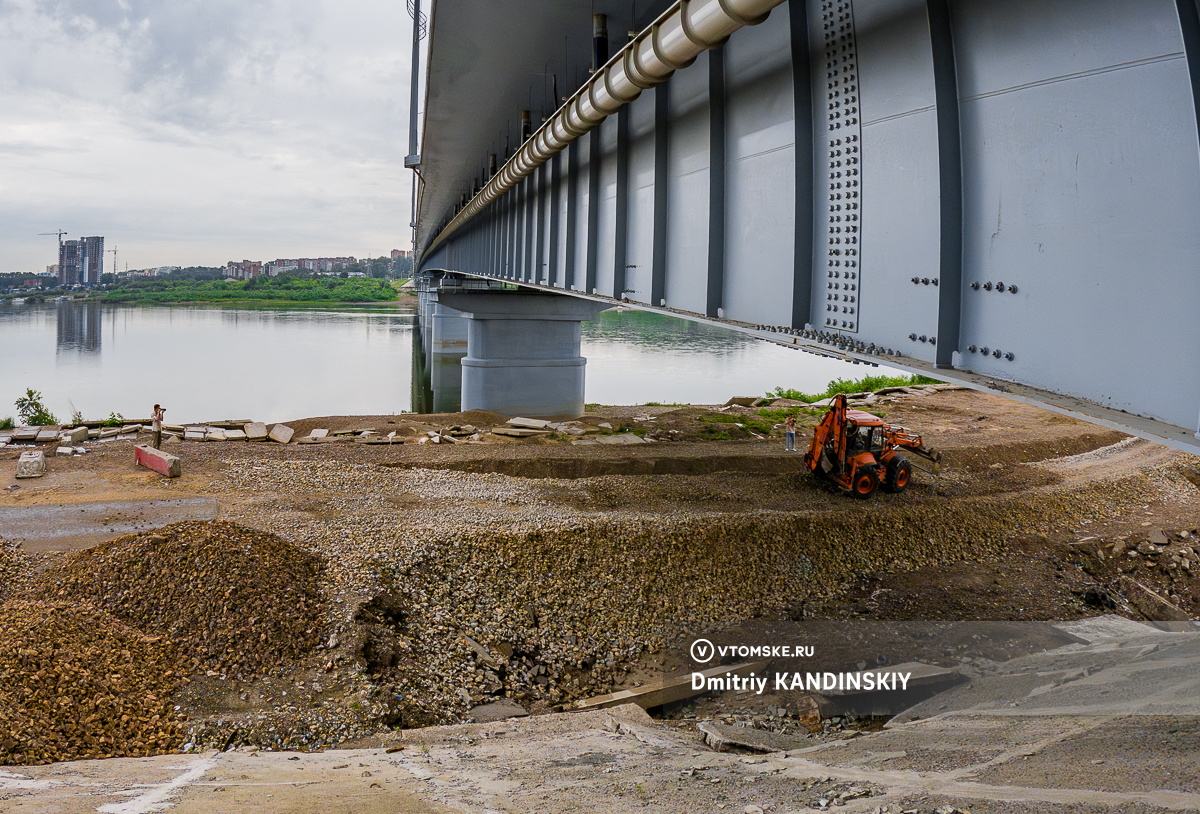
top-left (0, 1), bottom-right (422, 274)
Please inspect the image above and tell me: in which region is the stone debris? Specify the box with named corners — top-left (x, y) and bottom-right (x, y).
top-left (506, 417), bottom-right (552, 429)
top-left (697, 721), bottom-right (813, 753)
top-left (60, 426), bottom-right (89, 445)
top-left (30, 521), bottom-right (326, 677)
top-left (15, 450), bottom-right (45, 478)
top-left (468, 699), bottom-right (530, 722)
top-left (492, 426), bottom-right (549, 438)
top-left (0, 600), bottom-right (183, 765)
top-left (591, 433), bottom-right (649, 445)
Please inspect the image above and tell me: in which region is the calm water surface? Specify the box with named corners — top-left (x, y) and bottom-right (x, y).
top-left (0, 301), bottom-right (892, 423)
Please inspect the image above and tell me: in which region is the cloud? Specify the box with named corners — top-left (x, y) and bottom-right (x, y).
top-left (0, 0), bottom-right (418, 272)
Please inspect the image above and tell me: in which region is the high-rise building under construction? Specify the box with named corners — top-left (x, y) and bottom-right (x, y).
top-left (57, 236), bottom-right (104, 286)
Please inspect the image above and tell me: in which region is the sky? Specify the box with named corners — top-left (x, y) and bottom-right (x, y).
top-left (0, 0), bottom-right (420, 274)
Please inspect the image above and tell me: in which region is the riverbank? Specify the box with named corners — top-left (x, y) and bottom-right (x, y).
top-left (2, 388), bottom-right (1198, 770)
top-left (86, 275), bottom-right (403, 305)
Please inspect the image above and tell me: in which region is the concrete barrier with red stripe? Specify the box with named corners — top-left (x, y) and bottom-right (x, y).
top-left (134, 444), bottom-right (181, 478)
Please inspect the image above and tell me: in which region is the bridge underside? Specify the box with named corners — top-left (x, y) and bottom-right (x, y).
top-left (416, 0), bottom-right (1200, 454)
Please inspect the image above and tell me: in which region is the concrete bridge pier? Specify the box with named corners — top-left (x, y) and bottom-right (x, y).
top-left (424, 301), bottom-right (469, 412)
top-left (435, 291), bottom-right (606, 418)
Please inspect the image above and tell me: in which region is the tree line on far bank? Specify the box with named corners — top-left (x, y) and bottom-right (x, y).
top-left (93, 275), bottom-right (400, 304)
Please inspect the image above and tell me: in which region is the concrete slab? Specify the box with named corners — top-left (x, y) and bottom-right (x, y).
top-left (593, 432), bottom-right (649, 445)
top-left (224, 429), bottom-right (247, 441)
top-left (15, 450), bottom-right (45, 478)
top-left (491, 426), bottom-right (549, 437)
top-left (12, 427), bottom-right (38, 441)
top-left (134, 443), bottom-right (182, 478)
top-left (468, 699), bottom-right (530, 722)
top-left (244, 422), bottom-right (269, 441)
top-left (698, 721), bottom-right (813, 753)
top-left (34, 429), bottom-right (59, 443)
top-left (206, 427), bottom-right (228, 442)
top-left (507, 416), bottom-right (552, 429)
top-left (268, 423), bottom-right (295, 444)
top-left (60, 426), bottom-right (88, 445)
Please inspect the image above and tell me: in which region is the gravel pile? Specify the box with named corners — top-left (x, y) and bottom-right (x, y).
top-left (210, 453), bottom-right (1160, 727)
top-left (0, 600), bottom-right (183, 765)
top-left (33, 520), bottom-right (327, 677)
top-left (0, 539), bottom-right (20, 596)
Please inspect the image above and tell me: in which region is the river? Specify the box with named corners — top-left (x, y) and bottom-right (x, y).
top-left (0, 300), bottom-right (894, 423)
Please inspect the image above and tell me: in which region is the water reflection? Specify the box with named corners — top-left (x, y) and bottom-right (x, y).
top-left (412, 305), bottom-right (880, 411)
top-left (56, 301), bottom-right (103, 354)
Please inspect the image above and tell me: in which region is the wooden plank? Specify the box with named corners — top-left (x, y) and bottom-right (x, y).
top-left (572, 661), bottom-right (771, 712)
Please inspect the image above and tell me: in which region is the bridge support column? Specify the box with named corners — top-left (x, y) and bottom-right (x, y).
top-left (435, 291), bottom-right (606, 418)
top-left (426, 302), bottom-right (469, 412)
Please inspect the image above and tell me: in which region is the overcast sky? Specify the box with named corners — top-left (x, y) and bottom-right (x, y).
top-left (0, 0), bottom-right (418, 273)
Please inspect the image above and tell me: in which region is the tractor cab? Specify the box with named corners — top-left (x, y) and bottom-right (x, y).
top-left (845, 410), bottom-right (885, 455)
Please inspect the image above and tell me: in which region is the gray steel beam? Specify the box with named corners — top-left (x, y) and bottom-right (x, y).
top-left (651, 84), bottom-right (669, 307)
top-left (565, 141), bottom-right (580, 290)
top-left (1177, 0), bottom-right (1200, 156)
top-left (613, 106), bottom-right (631, 299)
top-left (548, 152), bottom-right (561, 286)
top-left (706, 48), bottom-right (727, 319)
top-left (525, 174), bottom-right (536, 282)
top-left (927, 0), bottom-right (964, 368)
top-left (789, 0), bottom-right (814, 330)
top-left (586, 132), bottom-right (602, 293)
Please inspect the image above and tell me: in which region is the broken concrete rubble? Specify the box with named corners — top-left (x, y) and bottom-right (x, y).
top-left (15, 450), bottom-right (46, 478)
top-left (244, 422), bottom-right (269, 441)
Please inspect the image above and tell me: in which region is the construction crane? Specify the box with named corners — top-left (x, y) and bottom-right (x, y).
top-left (107, 246), bottom-right (117, 278)
top-left (38, 230), bottom-right (68, 250)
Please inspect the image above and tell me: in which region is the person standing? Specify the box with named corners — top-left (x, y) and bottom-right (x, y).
top-left (784, 413), bottom-right (797, 452)
top-left (152, 403), bottom-right (165, 449)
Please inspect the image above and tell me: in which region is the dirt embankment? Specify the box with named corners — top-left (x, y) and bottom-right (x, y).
top-left (1, 389), bottom-right (1198, 764)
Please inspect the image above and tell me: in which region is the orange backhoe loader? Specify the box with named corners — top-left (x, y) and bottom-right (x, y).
top-left (802, 394), bottom-right (941, 498)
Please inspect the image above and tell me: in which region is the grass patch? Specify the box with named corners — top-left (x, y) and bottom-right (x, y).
top-left (698, 412), bottom-right (778, 435)
top-left (643, 401), bottom-right (689, 407)
top-left (767, 373), bottom-right (942, 403)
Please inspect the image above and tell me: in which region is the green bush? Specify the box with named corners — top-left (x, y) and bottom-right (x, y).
top-left (765, 373), bottom-right (942, 404)
top-left (14, 388), bottom-right (58, 426)
top-left (0, 416), bottom-right (13, 430)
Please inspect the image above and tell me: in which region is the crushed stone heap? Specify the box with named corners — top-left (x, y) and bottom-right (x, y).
top-left (0, 600), bottom-right (183, 765)
top-left (33, 520), bottom-right (327, 677)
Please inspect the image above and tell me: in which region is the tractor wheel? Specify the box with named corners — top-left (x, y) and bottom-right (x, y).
top-left (883, 458), bottom-right (912, 493)
top-left (851, 467), bottom-right (879, 499)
